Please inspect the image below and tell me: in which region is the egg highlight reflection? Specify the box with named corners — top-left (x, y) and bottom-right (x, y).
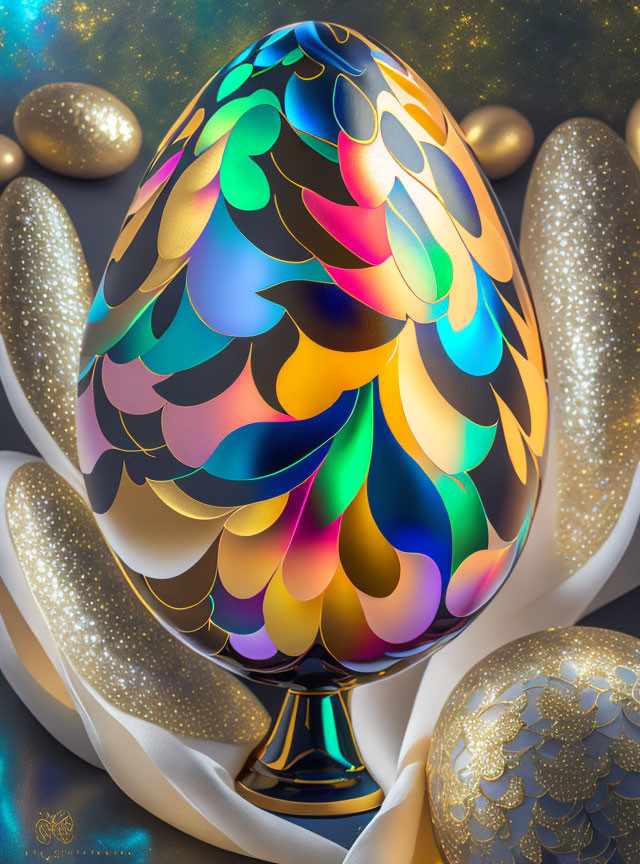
top-left (76, 22), bottom-right (548, 686)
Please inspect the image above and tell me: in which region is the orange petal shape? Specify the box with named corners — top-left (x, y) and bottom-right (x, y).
top-left (217, 481), bottom-right (307, 599)
top-left (276, 328), bottom-right (397, 420)
top-left (445, 543), bottom-right (518, 618)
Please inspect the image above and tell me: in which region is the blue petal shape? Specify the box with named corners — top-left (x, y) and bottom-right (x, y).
top-left (368, 385), bottom-right (452, 579)
top-left (142, 286), bottom-right (232, 374)
top-left (187, 199), bottom-right (328, 337)
top-left (204, 389), bottom-right (358, 481)
top-left (437, 260), bottom-right (503, 375)
top-left (284, 71), bottom-right (341, 143)
top-left (424, 142), bottom-right (482, 237)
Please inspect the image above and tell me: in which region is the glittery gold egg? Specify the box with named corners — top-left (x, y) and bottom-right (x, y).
top-left (14, 82), bottom-right (141, 178)
top-left (0, 178), bottom-right (92, 469)
top-left (428, 627), bottom-right (640, 864)
top-left (460, 106), bottom-right (534, 179)
top-left (5, 459), bottom-right (270, 745)
top-left (0, 134), bottom-right (24, 184)
top-left (626, 97), bottom-right (640, 169)
top-left (521, 119), bottom-right (640, 570)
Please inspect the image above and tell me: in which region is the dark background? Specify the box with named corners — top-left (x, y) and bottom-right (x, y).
top-left (1, 1), bottom-right (639, 861)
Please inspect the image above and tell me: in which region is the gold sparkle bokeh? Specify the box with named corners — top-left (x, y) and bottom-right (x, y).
top-left (1, 1), bottom-right (639, 155)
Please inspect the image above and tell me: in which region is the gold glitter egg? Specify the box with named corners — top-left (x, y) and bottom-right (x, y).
top-left (14, 82), bottom-right (141, 178)
top-left (428, 627), bottom-right (640, 864)
top-left (520, 119), bottom-right (640, 570)
top-left (0, 134), bottom-right (24, 184)
top-left (5, 459), bottom-right (270, 745)
top-left (460, 106), bottom-right (534, 180)
top-left (0, 178), bottom-right (92, 469)
top-left (626, 97), bottom-right (640, 169)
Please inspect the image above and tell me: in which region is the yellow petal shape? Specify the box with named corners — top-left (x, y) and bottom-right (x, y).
top-left (225, 494), bottom-right (289, 536)
top-left (217, 497), bottom-right (299, 599)
top-left (157, 132), bottom-right (228, 258)
top-left (147, 477), bottom-right (235, 520)
top-left (263, 565), bottom-right (322, 656)
top-left (506, 343), bottom-right (548, 458)
top-left (277, 328), bottom-right (397, 419)
top-left (397, 322), bottom-right (496, 474)
top-left (320, 565), bottom-right (380, 663)
top-left (339, 484), bottom-right (400, 598)
top-left (493, 390), bottom-right (528, 485)
top-left (95, 467), bottom-right (226, 580)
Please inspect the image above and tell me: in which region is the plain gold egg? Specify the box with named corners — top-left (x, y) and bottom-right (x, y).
top-left (460, 105), bottom-right (534, 179)
top-left (0, 134), bottom-right (24, 184)
top-left (14, 82), bottom-right (142, 178)
top-left (625, 96), bottom-right (640, 168)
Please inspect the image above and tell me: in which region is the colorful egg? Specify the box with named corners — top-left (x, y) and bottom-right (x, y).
top-left (76, 22), bottom-right (548, 685)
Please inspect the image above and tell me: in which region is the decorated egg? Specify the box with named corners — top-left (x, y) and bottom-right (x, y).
top-left (76, 22), bottom-right (547, 686)
top-left (428, 627), bottom-right (640, 864)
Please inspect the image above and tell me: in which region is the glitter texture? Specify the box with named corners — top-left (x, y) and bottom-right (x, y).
top-left (5, 460), bottom-right (270, 744)
top-left (0, 178), bottom-right (92, 467)
top-left (14, 82), bottom-right (141, 178)
top-left (521, 119), bottom-right (640, 568)
top-left (428, 627), bottom-right (640, 864)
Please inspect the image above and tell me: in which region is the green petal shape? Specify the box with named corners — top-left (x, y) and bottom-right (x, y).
top-left (220, 103), bottom-right (281, 211)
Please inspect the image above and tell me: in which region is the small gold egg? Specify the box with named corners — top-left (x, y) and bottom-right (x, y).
top-left (0, 134), bottom-right (24, 184)
top-left (460, 105), bottom-right (534, 179)
top-left (625, 96), bottom-right (640, 168)
top-left (14, 82), bottom-right (142, 178)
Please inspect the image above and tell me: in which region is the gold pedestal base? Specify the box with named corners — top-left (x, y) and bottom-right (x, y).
top-left (235, 689), bottom-right (383, 817)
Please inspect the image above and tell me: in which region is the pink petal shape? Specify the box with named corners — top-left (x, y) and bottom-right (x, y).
top-left (357, 551), bottom-right (441, 643)
top-left (130, 150), bottom-right (183, 214)
top-left (302, 188), bottom-right (391, 265)
top-left (445, 543), bottom-right (518, 618)
top-left (281, 502), bottom-right (342, 602)
top-left (75, 380), bottom-right (111, 474)
top-left (101, 355), bottom-right (169, 416)
top-left (162, 357), bottom-right (289, 468)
